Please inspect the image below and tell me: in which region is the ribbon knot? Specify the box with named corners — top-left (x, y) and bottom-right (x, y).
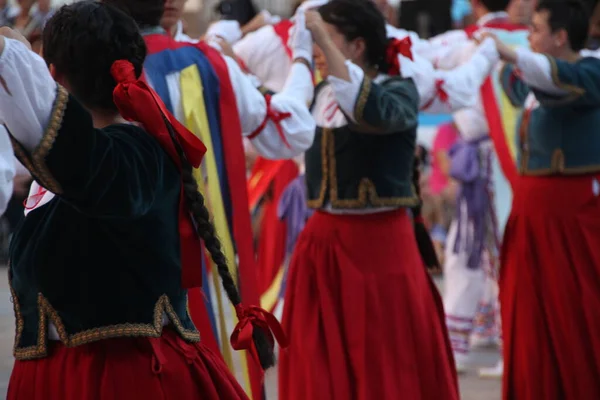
top-left (111, 60), bottom-right (137, 84)
top-left (230, 304), bottom-right (289, 366)
top-left (435, 79), bottom-right (449, 103)
top-left (247, 94), bottom-right (292, 148)
top-left (386, 37), bottom-right (413, 76)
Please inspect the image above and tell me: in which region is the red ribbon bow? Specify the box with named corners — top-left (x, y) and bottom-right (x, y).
top-left (111, 59), bottom-right (207, 289)
top-left (247, 94), bottom-right (292, 148)
top-left (230, 304), bottom-right (289, 366)
top-left (386, 36), bottom-right (413, 76)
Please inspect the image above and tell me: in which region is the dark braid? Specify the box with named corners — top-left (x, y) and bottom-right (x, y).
top-left (164, 119), bottom-right (276, 369)
top-left (411, 156), bottom-right (441, 272)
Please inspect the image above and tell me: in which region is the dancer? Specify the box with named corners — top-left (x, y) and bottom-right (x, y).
top-left (481, 0), bottom-right (600, 398)
top-left (231, 0), bottom-right (500, 112)
top-left (423, 0), bottom-right (529, 373)
top-left (0, 3), bottom-right (278, 399)
top-left (278, 1), bottom-right (459, 399)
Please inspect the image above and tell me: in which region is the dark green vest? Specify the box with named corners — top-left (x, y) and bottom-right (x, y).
top-left (305, 77), bottom-right (420, 209)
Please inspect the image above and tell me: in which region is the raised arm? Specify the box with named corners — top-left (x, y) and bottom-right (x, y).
top-left (514, 48), bottom-right (600, 104)
top-left (224, 54), bottom-right (315, 159)
top-left (0, 36), bottom-right (163, 217)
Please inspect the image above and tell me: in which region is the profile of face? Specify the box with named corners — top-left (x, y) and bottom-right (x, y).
top-left (312, 21), bottom-right (367, 79)
top-left (528, 9), bottom-right (566, 55)
top-left (161, 0), bottom-right (187, 31)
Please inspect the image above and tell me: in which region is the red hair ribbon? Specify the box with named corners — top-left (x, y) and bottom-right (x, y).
top-left (247, 94), bottom-right (292, 148)
top-left (420, 79), bottom-right (449, 111)
top-left (230, 304), bottom-right (289, 366)
top-left (385, 36), bottom-right (413, 76)
top-left (111, 59), bottom-right (207, 289)
top-left (414, 215), bottom-right (425, 225)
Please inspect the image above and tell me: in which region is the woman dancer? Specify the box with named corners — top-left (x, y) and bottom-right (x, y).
top-left (0, 2), bottom-right (280, 399)
top-left (278, 1), bottom-right (459, 399)
top-left (481, 0), bottom-right (600, 397)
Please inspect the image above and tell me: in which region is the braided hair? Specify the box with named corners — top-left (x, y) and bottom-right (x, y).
top-left (318, 0), bottom-right (440, 270)
top-left (43, 1), bottom-right (276, 368)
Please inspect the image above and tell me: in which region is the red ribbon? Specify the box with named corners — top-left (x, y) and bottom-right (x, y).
top-left (247, 94), bottom-right (292, 148)
top-left (386, 36), bottom-right (413, 76)
top-left (111, 60), bottom-right (207, 289)
top-left (420, 79), bottom-right (449, 111)
top-left (230, 304), bottom-right (289, 366)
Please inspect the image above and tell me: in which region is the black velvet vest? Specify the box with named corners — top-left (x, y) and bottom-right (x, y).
top-left (8, 90), bottom-right (199, 360)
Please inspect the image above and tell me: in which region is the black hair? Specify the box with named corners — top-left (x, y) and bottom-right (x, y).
top-left (319, 0), bottom-right (439, 270)
top-left (214, 0), bottom-right (258, 26)
top-left (43, 2), bottom-right (146, 112)
top-left (536, 0), bottom-right (590, 51)
top-left (43, 1), bottom-right (276, 368)
top-left (479, 0), bottom-right (511, 12)
top-left (318, 0), bottom-right (389, 72)
top-left (101, 0), bottom-right (165, 29)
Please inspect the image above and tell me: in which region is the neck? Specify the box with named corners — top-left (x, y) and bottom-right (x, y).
top-left (90, 110), bottom-right (127, 129)
top-left (558, 49), bottom-right (582, 63)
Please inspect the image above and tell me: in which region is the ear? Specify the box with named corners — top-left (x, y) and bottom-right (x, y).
top-left (554, 28), bottom-right (569, 49)
top-left (351, 37), bottom-right (367, 64)
top-left (49, 64), bottom-right (66, 87)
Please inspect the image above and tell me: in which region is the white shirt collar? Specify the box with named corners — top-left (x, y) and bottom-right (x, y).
top-left (477, 11), bottom-right (509, 27)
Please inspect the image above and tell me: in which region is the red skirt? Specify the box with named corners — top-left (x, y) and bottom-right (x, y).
top-left (500, 174), bottom-right (600, 400)
top-left (8, 328), bottom-right (249, 400)
top-left (278, 209), bottom-right (458, 400)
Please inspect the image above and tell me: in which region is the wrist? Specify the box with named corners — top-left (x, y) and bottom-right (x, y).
top-left (293, 57), bottom-right (311, 69)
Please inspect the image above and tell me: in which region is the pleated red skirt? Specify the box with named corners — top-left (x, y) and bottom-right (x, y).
top-left (278, 209), bottom-right (459, 400)
top-left (500, 174), bottom-right (600, 400)
top-left (8, 328), bottom-right (249, 400)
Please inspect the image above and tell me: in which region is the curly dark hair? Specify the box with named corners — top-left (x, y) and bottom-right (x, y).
top-left (42, 0), bottom-right (277, 368)
top-left (43, 1), bottom-right (146, 112)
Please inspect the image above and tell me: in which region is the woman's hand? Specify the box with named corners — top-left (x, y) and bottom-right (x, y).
top-left (0, 26), bottom-right (32, 53)
top-left (477, 31), bottom-right (517, 63)
top-left (304, 11), bottom-right (330, 48)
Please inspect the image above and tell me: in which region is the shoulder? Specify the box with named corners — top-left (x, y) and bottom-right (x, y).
top-left (102, 124), bottom-right (166, 156)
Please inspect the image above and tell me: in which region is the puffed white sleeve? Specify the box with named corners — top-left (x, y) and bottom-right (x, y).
top-left (416, 38), bottom-right (499, 113)
top-left (0, 37), bottom-right (56, 152)
top-left (514, 47), bottom-right (567, 95)
top-left (0, 125), bottom-right (15, 216)
top-left (223, 55), bottom-right (315, 159)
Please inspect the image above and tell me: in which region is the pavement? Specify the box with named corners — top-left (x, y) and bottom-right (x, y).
top-left (0, 266), bottom-right (501, 399)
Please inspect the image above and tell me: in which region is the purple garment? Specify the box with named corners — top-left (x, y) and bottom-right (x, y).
top-left (448, 136), bottom-right (492, 269)
top-left (277, 174), bottom-right (313, 256)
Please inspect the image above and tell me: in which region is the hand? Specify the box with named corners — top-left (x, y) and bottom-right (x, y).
top-left (289, 10), bottom-right (313, 65)
top-left (304, 10), bottom-right (329, 48)
top-left (214, 37), bottom-right (236, 59)
top-left (476, 31), bottom-right (514, 62)
top-left (0, 26), bottom-right (32, 51)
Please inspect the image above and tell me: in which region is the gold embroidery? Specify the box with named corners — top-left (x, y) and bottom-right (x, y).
top-left (519, 113), bottom-right (600, 176)
top-left (10, 275), bottom-right (200, 360)
top-left (353, 77), bottom-right (371, 125)
top-left (326, 129), bottom-right (419, 208)
top-left (546, 55), bottom-right (585, 97)
top-left (306, 129), bottom-right (329, 208)
top-left (30, 85), bottom-right (69, 195)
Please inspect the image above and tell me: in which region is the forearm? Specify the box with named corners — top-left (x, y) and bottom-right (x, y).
top-left (280, 61), bottom-right (314, 106)
top-left (513, 47), bottom-right (566, 95)
top-left (319, 36), bottom-right (351, 82)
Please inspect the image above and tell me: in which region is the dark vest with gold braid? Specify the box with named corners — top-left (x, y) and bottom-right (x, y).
top-left (500, 56), bottom-right (600, 175)
top-left (8, 91), bottom-right (199, 360)
top-left (305, 76), bottom-right (420, 209)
